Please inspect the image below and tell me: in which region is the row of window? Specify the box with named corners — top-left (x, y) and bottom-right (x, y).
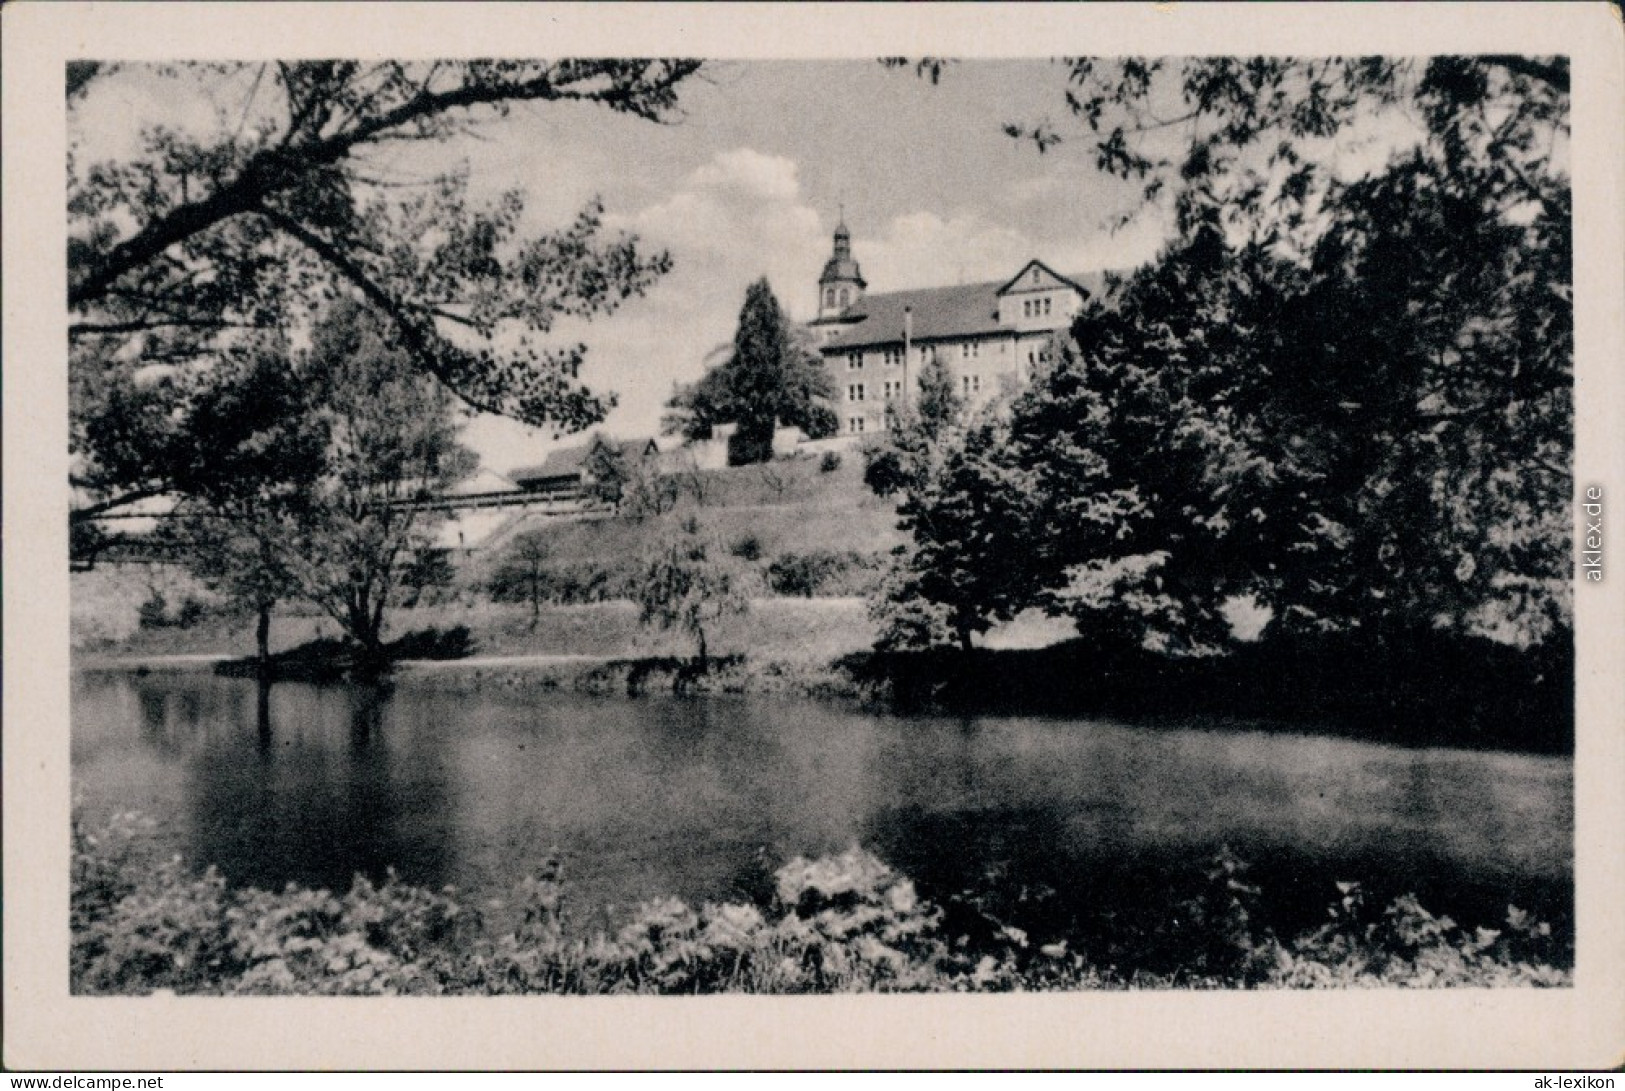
top-left (847, 346), bottom-right (1052, 373)
top-left (1022, 296), bottom-right (1053, 319)
top-left (849, 376), bottom-right (984, 402)
top-left (824, 287), bottom-right (852, 308)
top-left (848, 342), bottom-right (983, 370)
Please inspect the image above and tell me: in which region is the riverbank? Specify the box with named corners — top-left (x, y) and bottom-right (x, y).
top-left (72, 566), bottom-right (881, 663)
top-left (73, 564), bottom-right (1571, 754)
top-left (78, 631), bottom-right (1576, 759)
top-left (72, 810), bottom-right (1572, 995)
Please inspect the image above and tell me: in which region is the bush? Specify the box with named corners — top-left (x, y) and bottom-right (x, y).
top-left (766, 550), bottom-right (886, 598)
top-left (399, 549), bottom-right (456, 609)
top-left (485, 557), bottom-right (638, 607)
top-left (137, 589), bottom-right (209, 629)
top-left (730, 535), bottom-right (763, 562)
top-left (72, 814), bottom-right (1571, 996)
top-left (818, 451), bottom-right (843, 473)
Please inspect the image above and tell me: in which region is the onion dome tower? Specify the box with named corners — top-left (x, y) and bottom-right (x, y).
top-left (816, 213), bottom-right (866, 320)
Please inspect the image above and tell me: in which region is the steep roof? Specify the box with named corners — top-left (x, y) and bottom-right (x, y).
top-left (995, 259), bottom-right (1091, 297)
top-left (509, 444), bottom-right (590, 484)
top-left (508, 437), bottom-right (657, 485)
top-left (821, 270), bottom-right (1113, 351)
top-left (445, 467), bottom-right (520, 497)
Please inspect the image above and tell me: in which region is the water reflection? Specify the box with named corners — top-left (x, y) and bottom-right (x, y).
top-left (71, 670), bottom-right (1574, 939)
top-left (255, 678), bottom-right (272, 757)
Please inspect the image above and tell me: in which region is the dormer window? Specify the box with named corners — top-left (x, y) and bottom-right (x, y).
top-left (825, 288), bottom-right (835, 307)
top-left (838, 288), bottom-right (849, 306)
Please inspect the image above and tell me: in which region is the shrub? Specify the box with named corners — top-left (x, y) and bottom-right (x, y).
top-left (137, 589), bottom-right (209, 629)
top-left (486, 557), bottom-right (637, 607)
top-left (767, 550), bottom-right (886, 598)
top-left (819, 451), bottom-right (843, 473)
top-left (399, 549), bottom-right (456, 609)
top-left (72, 814), bottom-right (1571, 996)
top-left (730, 535), bottom-right (763, 562)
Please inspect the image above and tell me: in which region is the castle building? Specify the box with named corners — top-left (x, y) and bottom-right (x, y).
top-left (808, 218), bottom-right (1107, 436)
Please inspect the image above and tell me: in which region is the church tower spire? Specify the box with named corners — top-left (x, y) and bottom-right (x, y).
top-left (817, 212), bottom-right (865, 320)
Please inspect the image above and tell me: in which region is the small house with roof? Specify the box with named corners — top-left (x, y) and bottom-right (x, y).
top-left (807, 218), bottom-right (1111, 436)
top-left (509, 434), bottom-right (660, 494)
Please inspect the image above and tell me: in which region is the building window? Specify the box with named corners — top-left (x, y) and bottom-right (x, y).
top-left (848, 352), bottom-right (863, 370)
top-left (848, 416), bottom-right (865, 434)
top-left (960, 342), bottom-right (979, 359)
top-left (848, 383), bottom-right (865, 402)
top-left (883, 347), bottom-right (902, 367)
top-left (1032, 269), bottom-right (1041, 284)
top-left (1043, 297), bottom-right (1052, 316)
top-left (825, 288), bottom-right (835, 307)
top-left (1022, 300), bottom-right (1031, 318)
top-left (838, 288), bottom-right (849, 306)
top-left (962, 374), bottom-right (981, 395)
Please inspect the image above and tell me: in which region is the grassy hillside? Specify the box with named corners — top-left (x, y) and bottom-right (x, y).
top-left (492, 452), bottom-right (906, 564)
top-left (72, 456), bottom-right (895, 660)
top-left (71, 452), bottom-right (1082, 662)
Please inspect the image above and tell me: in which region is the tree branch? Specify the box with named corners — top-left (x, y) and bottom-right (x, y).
top-left (71, 485), bottom-right (168, 523)
top-left (253, 205), bottom-right (510, 420)
top-left (70, 60), bottom-right (701, 308)
top-left (1481, 55), bottom-right (1569, 94)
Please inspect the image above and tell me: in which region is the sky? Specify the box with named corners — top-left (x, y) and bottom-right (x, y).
top-left (73, 61), bottom-right (1186, 473)
top-left (450, 61), bottom-right (1176, 471)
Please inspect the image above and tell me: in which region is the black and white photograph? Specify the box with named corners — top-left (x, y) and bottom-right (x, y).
top-left (6, 0), bottom-right (1624, 1073)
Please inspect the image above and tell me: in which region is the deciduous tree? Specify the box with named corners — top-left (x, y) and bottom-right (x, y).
top-left (631, 521), bottom-right (749, 664)
top-left (69, 60), bottom-right (701, 521)
top-left (884, 55), bottom-right (1571, 650)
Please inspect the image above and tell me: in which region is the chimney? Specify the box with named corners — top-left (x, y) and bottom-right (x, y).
top-left (903, 306), bottom-right (913, 409)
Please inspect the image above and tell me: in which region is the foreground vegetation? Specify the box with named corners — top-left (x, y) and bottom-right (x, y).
top-left (74, 813), bottom-right (1568, 995)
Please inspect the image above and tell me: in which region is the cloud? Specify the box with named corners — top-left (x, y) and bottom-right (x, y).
top-left (465, 146), bottom-right (1162, 471)
top-left (857, 211), bottom-right (1037, 290)
top-left (468, 149), bottom-right (826, 470)
top-left (687, 147), bottom-right (803, 204)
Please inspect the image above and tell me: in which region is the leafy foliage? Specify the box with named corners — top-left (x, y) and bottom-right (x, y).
top-left (862, 362), bottom-right (1034, 651)
top-left (882, 56), bottom-right (1571, 653)
top-left (765, 550), bottom-right (887, 598)
top-left (484, 531), bottom-right (552, 626)
top-left (630, 521), bottom-right (751, 662)
top-left (861, 350), bottom-right (962, 499)
top-left (1000, 57), bottom-right (1567, 247)
top-left (70, 60), bottom-right (702, 521)
top-left (149, 302), bottom-right (475, 662)
top-left (665, 279), bottom-right (837, 465)
top-left (274, 304), bottom-right (476, 657)
top-left (582, 437), bottom-right (679, 518)
top-left (73, 813), bottom-right (1569, 995)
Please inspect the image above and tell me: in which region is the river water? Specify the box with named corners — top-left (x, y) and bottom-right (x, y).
top-left (71, 668), bottom-right (1573, 945)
